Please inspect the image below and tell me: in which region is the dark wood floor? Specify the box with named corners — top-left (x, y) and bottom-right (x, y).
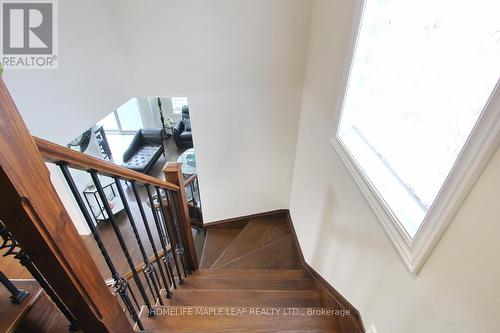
top-left (14, 291), bottom-right (82, 333)
top-left (1, 211), bottom-right (359, 332)
top-left (139, 215), bottom-right (357, 332)
top-left (0, 280), bottom-right (42, 333)
top-left (81, 186), bottom-right (164, 280)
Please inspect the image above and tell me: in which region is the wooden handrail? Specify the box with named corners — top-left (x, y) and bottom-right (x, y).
top-left (184, 173), bottom-right (197, 186)
top-left (34, 136), bottom-right (179, 191)
top-left (0, 79), bottom-right (133, 332)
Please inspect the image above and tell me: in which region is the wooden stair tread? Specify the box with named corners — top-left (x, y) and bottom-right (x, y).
top-left (0, 280), bottom-right (42, 333)
top-left (137, 214), bottom-right (359, 332)
top-left (193, 268), bottom-right (309, 279)
top-left (142, 306), bottom-right (342, 332)
top-left (162, 289), bottom-right (322, 307)
top-left (217, 235), bottom-right (299, 269)
top-left (211, 218), bottom-right (290, 268)
top-left (200, 229), bottom-right (242, 268)
top-left (14, 290), bottom-right (80, 333)
top-left (179, 276), bottom-right (315, 290)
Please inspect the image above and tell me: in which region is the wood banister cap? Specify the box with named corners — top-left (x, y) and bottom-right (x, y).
top-left (34, 136), bottom-right (180, 191)
top-left (162, 162), bottom-right (182, 173)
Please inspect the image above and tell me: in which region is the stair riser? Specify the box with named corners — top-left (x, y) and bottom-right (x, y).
top-left (180, 278), bottom-right (315, 290)
top-left (212, 219), bottom-right (290, 268)
top-left (142, 307), bottom-right (342, 331)
top-left (193, 269), bottom-right (308, 280)
top-left (162, 290), bottom-right (322, 307)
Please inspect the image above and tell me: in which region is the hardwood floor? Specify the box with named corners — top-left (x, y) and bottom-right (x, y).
top-left (14, 291), bottom-right (82, 333)
top-left (139, 215), bottom-right (356, 332)
top-left (80, 185), bottom-right (165, 281)
top-left (199, 229), bottom-right (240, 268)
top-left (210, 217), bottom-right (291, 268)
top-left (0, 280), bottom-right (41, 333)
top-left (1, 212), bottom-right (362, 332)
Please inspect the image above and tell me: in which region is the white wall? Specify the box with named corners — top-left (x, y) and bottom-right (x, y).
top-left (2, 0), bottom-right (132, 235)
top-left (109, 0), bottom-right (313, 221)
top-left (4, 1), bottom-right (499, 329)
top-left (289, 1), bottom-right (500, 332)
top-left (3, 0), bottom-right (132, 144)
top-left (3, 0), bottom-right (312, 224)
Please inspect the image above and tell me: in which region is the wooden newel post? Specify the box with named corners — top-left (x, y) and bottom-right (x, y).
top-left (162, 162), bottom-right (198, 270)
top-left (0, 79), bottom-right (133, 333)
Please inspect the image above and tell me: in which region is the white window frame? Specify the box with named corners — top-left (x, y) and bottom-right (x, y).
top-left (331, 0), bottom-right (500, 274)
top-left (171, 97), bottom-right (188, 115)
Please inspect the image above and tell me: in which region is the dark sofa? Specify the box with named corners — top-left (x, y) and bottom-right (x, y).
top-left (173, 106), bottom-right (194, 148)
top-left (121, 129), bottom-right (164, 174)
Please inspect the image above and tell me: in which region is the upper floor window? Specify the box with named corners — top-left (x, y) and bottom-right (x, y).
top-left (171, 97), bottom-right (188, 114)
top-left (333, 0), bottom-right (500, 272)
top-left (98, 98), bottom-right (143, 133)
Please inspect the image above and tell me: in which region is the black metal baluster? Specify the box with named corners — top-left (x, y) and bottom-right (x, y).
top-left (196, 177), bottom-right (202, 210)
top-left (0, 270), bottom-right (28, 304)
top-left (131, 182), bottom-right (172, 298)
top-left (156, 187), bottom-right (187, 279)
top-left (127, 283), bottom-right (140, 311)
top-left (146, 186), bottom-right (177, 288)
top-left (146, 185), bottom-right (182, 286)
top-left (161, 190), bottom-right (191, 277)
top-left (16, 250), bottom-right (80, 331)
top-left (165, 190), bottom-right (190, 275)
top-left (1, 219), bottom-right (79, 331)
top-left (59, 165), bottom-right (144, 330)
top-left (189, 182), bottom-right (197, 207)
top-left (89, 171), bottom-right (153, 317)
top-left (114, 177), bottom-right (163, 304)
top-left (114, 277), bottom-right (142, 328)
top-left (143, 268), bottom-right (156, 301)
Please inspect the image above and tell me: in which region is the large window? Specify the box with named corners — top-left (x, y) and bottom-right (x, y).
top-left (171, 97), bottom-right (188, 114)
top-left (334, 0), bottom-right (500, 272)
top-left (98, 98), bottom-right (143, 133)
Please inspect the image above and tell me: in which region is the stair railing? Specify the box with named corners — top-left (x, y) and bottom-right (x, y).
top-left (0, 220), bottom-right (78, 330)
top-left (163, 165), bottom-right (204, 231)
top-left (35, 137), bottom-right (199, 329)
top-left (184, 173), bottom-right (201, 208)
top-left (0, 79), bottom-right (133, 333)
top-left (162, 163), bottom-right (200, 267)
top-left (184, 173), bottom-right (203, 228)
top-left (0, 78), bottom-right (197, 332)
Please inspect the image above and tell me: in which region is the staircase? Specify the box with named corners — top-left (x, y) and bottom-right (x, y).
top-left (138, 214), bottom-right (360, 332)
top-left (0, 79), bottom-right (363, 332)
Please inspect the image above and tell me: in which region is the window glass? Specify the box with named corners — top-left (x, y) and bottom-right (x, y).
top-left (338, 0), bottom-right (500, 237)
top-left (98, 112), bottom-right (119, 131)
top-left (171, 97), bottom-right (188, 114)
top-left (116, 98), bottom-right (143, 131)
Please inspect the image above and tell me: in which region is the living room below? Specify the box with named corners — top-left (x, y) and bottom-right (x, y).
top-left (64, 95), bottom-right (202, 233)
top-left (67, 96), bottom-right (194, 172)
